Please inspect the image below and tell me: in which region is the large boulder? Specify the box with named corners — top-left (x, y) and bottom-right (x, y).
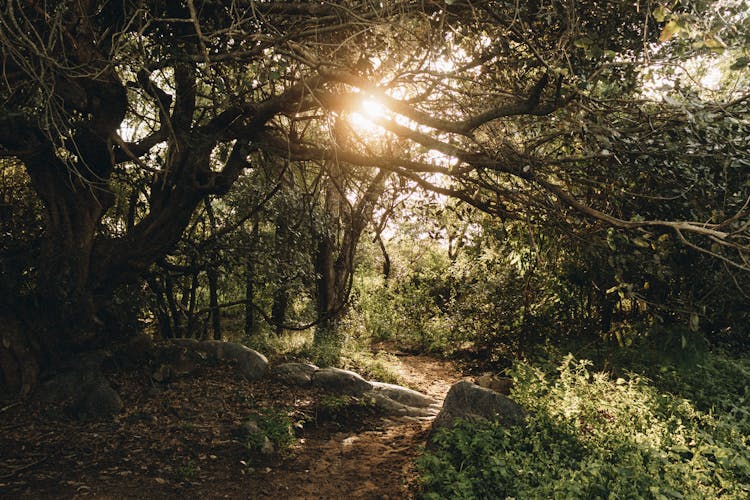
top-left (312, 367), bottom-right (373, 395)
top-left (196, 340), bottom-right (268, 380)
top-left (272, 362), bottom-right (319, 387)
top-left (432, 380), bottom-right (526, 431)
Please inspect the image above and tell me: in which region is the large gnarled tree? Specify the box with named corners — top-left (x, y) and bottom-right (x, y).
top-left (1, 0), bottom-right (748, 394)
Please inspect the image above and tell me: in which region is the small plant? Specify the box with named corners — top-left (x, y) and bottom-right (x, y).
top-left (245, 407), bottom-right (296, 454)
top-left (316, 394), bottom-right (378, 426)
top-left (175, 459), bottom-right (198, 482)
top-left (342, 344), bottom-right (404, 385)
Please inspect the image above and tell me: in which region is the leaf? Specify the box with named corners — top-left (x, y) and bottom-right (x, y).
top-left (633, 237), bottom-right (650, 248)
top-left (730, 56), bottom-right (749, 71)
top-left (574, 37), bottom-right (594, 49)
top-left (703, 35), bottom-right (725, 51)
top-left (660, 20), bottom-right (681, 42)
top-left (652, 5), bottom-right (669, 22)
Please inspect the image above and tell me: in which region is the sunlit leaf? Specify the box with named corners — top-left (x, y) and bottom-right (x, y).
top-left (660, 20), bottom-right (681, 41)
top-left (652, 5), bottom-right (669, 23)
top-left (574, 37), bottom-right (594, 49)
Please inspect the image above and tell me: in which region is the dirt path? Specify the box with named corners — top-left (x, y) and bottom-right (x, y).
top-left (0, 349), bottom-right (463, 499)
top-left (261, 352), bottom-right (464, 499)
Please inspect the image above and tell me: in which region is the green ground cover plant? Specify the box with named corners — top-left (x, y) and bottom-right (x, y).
top-left (419, 351), bottom-right (750, 499)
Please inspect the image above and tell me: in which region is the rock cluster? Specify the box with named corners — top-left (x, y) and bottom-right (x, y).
top-left (276, 363), bottom-right (442, 418)
top-left (33, 337), bottom-right (527, 432)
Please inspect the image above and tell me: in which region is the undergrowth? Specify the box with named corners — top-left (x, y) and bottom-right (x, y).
top-left (418, 351), bottom-right (750, 499)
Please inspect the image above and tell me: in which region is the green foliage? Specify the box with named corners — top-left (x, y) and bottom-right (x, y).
top-left (419, 352), bottom-right (750, 498)
top-left (246, 407), bottom-right (296, 454)
top-left (316, 394), bottom-right (378, 426)
top-left (341, 343), bottom-right (403, 386)
top-left (175, 459), bottom-right (199, 482)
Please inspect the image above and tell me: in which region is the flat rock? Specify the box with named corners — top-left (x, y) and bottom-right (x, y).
top-left (369, 381), bottom-right (438, 408)
top-left (272, 362), bottom-right (319, 387)
top-left (432, 379), bottom-right (526, 432)
top-left (365, 391), bottom-right (440, 418)
top-left (312, 367), bottom-right (373, 395)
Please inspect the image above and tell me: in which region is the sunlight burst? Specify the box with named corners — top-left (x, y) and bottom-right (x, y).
top-left (348, 97), bottom-right (386, 136)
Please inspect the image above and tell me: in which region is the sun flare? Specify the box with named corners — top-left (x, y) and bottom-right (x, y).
top-left (348, 97), bottom-right (386, 136)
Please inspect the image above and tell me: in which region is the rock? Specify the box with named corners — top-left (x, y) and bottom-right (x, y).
top-left (260, 436), bottom-right (275, 456)
top-left (312, 367), bottom-right (373, 395)
top-left (74, 380), bottom-right (123, 421)
top-left (120, 334), bottom-right (157, 365)
top-left (272, 362), bottom-right (319, 387)
top-left (36, 368), bottom-right (103, 404)
top-left (197, 340), bottom-right (268, 380)
top-left (237, 420), bottom-right (275, 455)
top-left (170, 338), bottom-right (199, 348)
top-left (369, 381), bottom-right (438, 408)
top-left (475, 373), bottom-right (513, 395)
top-left (432, 380), bottom-right (526, 432)
top-left (366, 391), bottom-right (441, 418)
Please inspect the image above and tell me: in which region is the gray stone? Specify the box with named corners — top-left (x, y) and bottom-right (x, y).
top-left (272, 362), bottom-right (319, 387)
top-left (369, 381), bottom-right (438, 408)
top-left (197, 340), bottom-right (268, 380)
top-left (36, 368), bottom-right (102, 404)
top-left (170, 338), bottom-right (199, 348)
top-left (365, 391), bottom-right (441, 418)
top-left (312, 367), bottom-right (373, 395)
top-left (475, 373), bottom-right (513, 395)
top-left (74, 380), bottom-right (123, 421)
top-left (432, 380), bottom-right (526, 431)
top-left (238, 420), bottom-right (275, 455)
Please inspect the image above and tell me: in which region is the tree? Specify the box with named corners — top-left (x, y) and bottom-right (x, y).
top-left (1, 0), bottom-right (748, 394)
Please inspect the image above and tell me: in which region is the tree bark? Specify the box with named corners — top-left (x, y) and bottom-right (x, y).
top-left (313, 169), bottom-right (389, 357)
top-left (244, 217), bottom-right (261, 337)
top-left (272, 213), bottom-right (291, 335)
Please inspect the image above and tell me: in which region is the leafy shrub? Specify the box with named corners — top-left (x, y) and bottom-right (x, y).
top-left (419, 354), bottom-right (750, 498)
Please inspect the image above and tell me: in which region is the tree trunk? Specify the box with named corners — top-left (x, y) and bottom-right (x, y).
top-left (312, 169), bottom-right (389, 360)
top-left (205, 200), bottom-right (222, 340)
top-left (244, 217), bottom-right (260, 337)
top-left (272, 214), bottom-right (291, 335)
top-left (207, 265), bottom-right (221, 340)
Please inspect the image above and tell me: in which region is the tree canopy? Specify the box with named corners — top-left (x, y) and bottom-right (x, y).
top-left (1, 0), bottom-right (749, 393)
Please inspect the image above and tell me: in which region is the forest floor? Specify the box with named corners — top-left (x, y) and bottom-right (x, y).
top-left (0, 343), bottom-right (463, 499)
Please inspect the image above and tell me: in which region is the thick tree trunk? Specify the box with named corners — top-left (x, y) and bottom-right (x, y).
top-left (312, 170), bottom-right (389, 359)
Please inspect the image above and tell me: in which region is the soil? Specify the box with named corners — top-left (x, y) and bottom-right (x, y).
top-left (0, 345), bottom-right (463, 499)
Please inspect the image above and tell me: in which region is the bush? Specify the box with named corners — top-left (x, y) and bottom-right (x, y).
top-left (418, 353), bottom-right (750, 498)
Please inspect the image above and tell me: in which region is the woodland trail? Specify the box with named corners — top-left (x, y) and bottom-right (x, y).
top-left (0, 345), bottom-right (463, 499)
top-left (257, 347), bottom-right (464, 499)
